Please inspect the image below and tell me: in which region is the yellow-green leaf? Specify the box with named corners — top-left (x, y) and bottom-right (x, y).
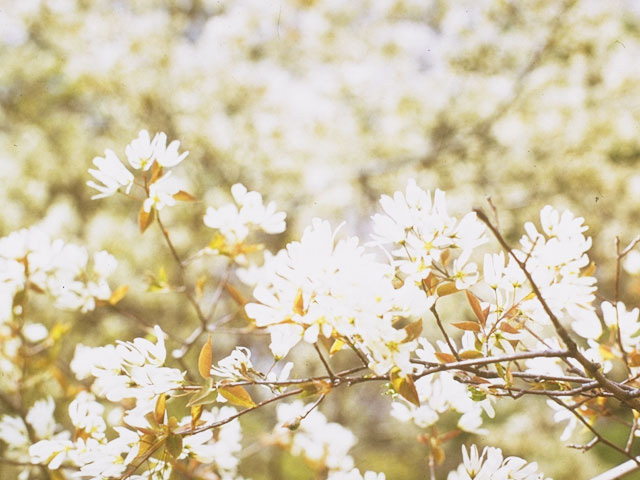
top-left (218, 384), bottom-right (256, 408)
top-left (198, 336), bottom-right (213, 379)
top-left (165, 433), bottom-right (183, 458)
top-left (154, 393), bottom-right (166, 425)
top-left (109, 284), bottom-right (129, 305)
top-left (190, 405), bottom-right (203, 431)
top-left (459, 350), bottom-right (484, 360)
top-left (329, 339), bottom-right (345, 355)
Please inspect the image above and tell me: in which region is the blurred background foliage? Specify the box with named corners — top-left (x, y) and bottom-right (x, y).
top-left (2, 0), bottom-right (640, 478)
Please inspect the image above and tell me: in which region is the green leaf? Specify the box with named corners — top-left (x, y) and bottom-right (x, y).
top-left (165, 434), bottom-right (183, 458)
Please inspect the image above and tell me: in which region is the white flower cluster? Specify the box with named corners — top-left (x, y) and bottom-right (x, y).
top-left (447, 445), bottom-right (550, 480)
top-left (372, 179), bottom-right (487, 291)
top-left (274, 400), bottom-right (384, 478)
top-left (19, 327), bottom-right (245, 479)
top-left (391, 339), bottom-right (495, 435)
top-left (203, 183), bottom-right (286, 263)
top-left (0, 226), bottom-right (117, 315)
top-left (71, 326), bottom-right (184, 406)
top-left (179, 407), bottom-right (243, 480)
top-left (516, 206), bottom-right (599, 339)
top-left (245, 217), bottom-right (425, 374)
top-left (88, 130), bottom-right (188, 211)
top-left (0, 397), bottom-right (60, 475)
top-left (244, 180), bottom-right (488, 375)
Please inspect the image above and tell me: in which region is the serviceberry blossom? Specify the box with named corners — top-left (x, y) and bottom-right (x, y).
top-left (392, 339), bottom-right (495, 434)
top-left (151, 132), bottom-right (189, 168)
top-left (274, 400), bottom-right (357, 473)
top-left (87, 149), bottom-right (134, 199)
top-left (71, 325), bottom-right (184, 402)
top-left (180, 407), bottom-right (243, 478)
top-left (203, 183), bottom-right (286, 259)
top-left (371, 179), bottom-right (487, 292)
top-left (0, 227), bottom-right (118, 314)
top-left (142, 171), bottom-right (182, 212)
top-left (517, 206), bottom-right (599, 339)
top-left (125, 130), bottom-right (189, 170)
top-left (447, 445), bottom-right (549, 480)
top-left (245, 218), bottom-right (425, 373)
top-left (210, 346), bottom-right (256, 380)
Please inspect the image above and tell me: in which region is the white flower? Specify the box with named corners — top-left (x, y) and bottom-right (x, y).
top-left (181, 407), bottom-right (242, 475)
top-left (68, 392), bottom-right (106, 440)
top-left (87, 149), bottom-right (134, 199)
top-left (210, 346), bottom-right (255, 380)
top-left (26, 397), bottom-right (56, 439)
top-left (143, 171), bottom-right (182, 212)
top-left (452, 249), bottom-right (479, 290)
top-left (152, 132), bottom-right (189, 167)
top-left (447, 444), bottom-right (549, 480)
top-left (204, 183), bottom-right (286, 249)
top-left (602, 301), bottom-right (640, 352)
top-left (125, 129), bottom-right (157, 171)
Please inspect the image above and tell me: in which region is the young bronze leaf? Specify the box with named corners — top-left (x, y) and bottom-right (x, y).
top-left (138, 206), bottom-right (155, 233)
top-left (436, 282), bottom-right (458, 297)
top-left (173, 190), bottom-right (197, 202)
top-left (451, 321), bottom-right (481, 332)
top-left (218, 385), bottom-right (256, 408)
top-left (198, 336), bottom-right (213, 379)
top-left (149, 162), bottom-right (163, 184)
top-left (465, 290), bottom-right (486, 326)
top-left (403, 320), bottom-right (423, 342)
top-left (390, 369), bottom-right (420, 407)
top-left (498, 322), bottom-right (520, 334)
top-left (435, 352), bottom-right (456, 363)
top-left (154, 393), bottom-right (166, 425)
top-left (109, 284), bottom-right (129, 305)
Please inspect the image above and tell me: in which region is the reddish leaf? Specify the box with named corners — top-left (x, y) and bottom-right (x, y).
top-left (452, 321), bottom-right (481, 332)
top-left (465, 290), bottom-right (486, 326)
